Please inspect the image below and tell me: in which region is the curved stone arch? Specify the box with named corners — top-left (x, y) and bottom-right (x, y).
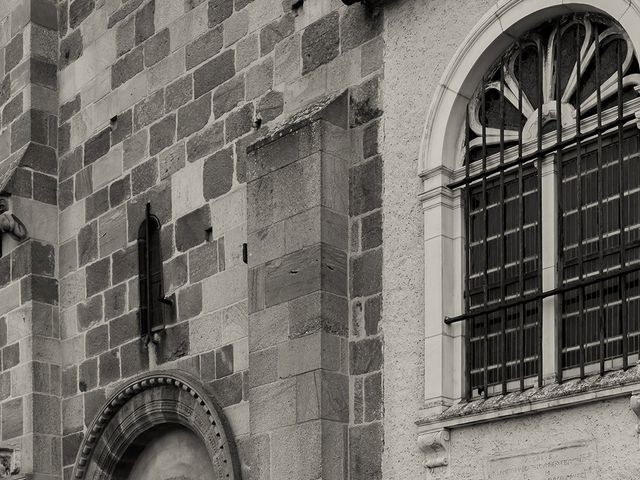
top-left (418, 0), bottom-right (640, 175)
top-left (72, 371), bottom-right (242, 480)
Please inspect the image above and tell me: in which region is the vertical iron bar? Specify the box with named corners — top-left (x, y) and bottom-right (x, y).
top-left (145, 202), bottom-right (152, 341)
top-left (500, 60), bottom-right (508, 395)
top-left (617, 38), bottom-right (629, 370)
top-left (595, 24), bottom-right (606, 376)
top-left (555, 19), bottom-right (565, 384)
top-left (464, 108), bottom-right (472, 400)
top-left (518, 43), bottom-right (526, 392)
top-left (536, 38), bottom-right (544, 388)
top-left (481, 74), bottom-right (489, 399)
top-left (576, 24), bottom-right (586, 380)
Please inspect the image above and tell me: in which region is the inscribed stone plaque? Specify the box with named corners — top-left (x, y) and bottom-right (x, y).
top-left (485, 442), bottom-right (595, 480)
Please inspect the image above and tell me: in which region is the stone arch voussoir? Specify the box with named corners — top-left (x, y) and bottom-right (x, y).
top-left (71, 371), bottom-right (242, 480)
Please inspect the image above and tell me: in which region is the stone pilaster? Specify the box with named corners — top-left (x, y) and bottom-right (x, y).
top-left (0, 1), bottom-right (60, 478)
top-left (246, 105), bottom-right (352, 479)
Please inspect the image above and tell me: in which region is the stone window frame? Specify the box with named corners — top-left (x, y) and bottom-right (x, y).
top-left (416, 0), bottom-right (640, 468)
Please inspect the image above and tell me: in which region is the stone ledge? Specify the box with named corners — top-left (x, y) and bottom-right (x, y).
top-left (417, 365), bottom-right (640, 431)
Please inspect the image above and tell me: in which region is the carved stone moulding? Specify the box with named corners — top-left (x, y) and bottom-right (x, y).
top-left (72, 371), bottom-right (241, 480)
top-left (417, 429), bottom-right (450, 469)
top-left (0, 448), bottom-right (20, 478)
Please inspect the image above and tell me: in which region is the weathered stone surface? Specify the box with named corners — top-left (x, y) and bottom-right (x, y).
top-left (149, 114), bottom-right (176, 155)
top-left (77, 295), bottom-right (103, 331)
top-left (208, 0), bottom-right (233, 28)
top-left (226, 103), bottom-right (254, 143)
top-left (84, 128), bottom-right (111, 166)
top-left (85, 187), bottom-right (109, 221)
top-left (193, 50), bottom-right (235, 98)
top-left (175, 204), bottom-right (210, 252)
top-left (302, 12), bottom-right (339, 75)
top-left (258, 90), bottom-right (283, 122)
top-left (186, 27), bottom-right (223, 70)
top-left (165, 75), bottom-right (193, 112)
top-left (361, 210), bottom-right (381, 250)
top-left (135, 0), bottom-right (155, 45)
top-left (159, 142), bottom-right (185, 179)
top-left (126, 181), bottom-right (172, 241)
top-left (1, 398), bottom-right (23, 440)
top-left (33, 172), bottom-right (57, 205)
top-left (216, 344), bottom-right (234, 378)
top-left (112, 244), bottom-right (138, 284)
top-left (108, 0), bottom-right (144, 28)
top-left (157, 322), bottom-right (189, 363)
top-left (109, 311), bottom-right (138, 348)
top-left (78, 221), bottom-right (98, 267)
top-left (177, 93), bottom-right (211, 140)
top-left (246, 57), bottom-right (273, 100)
top-left (350, 248), bottom-right (381, 298)
top-left (350, 337), bottom-right (382, 375)
top-left (178, 282), bottom-right (202, 321)
top-left (349, 422), bottom-right (383, 479)
top-left (203, 147), bottom-right (233, 201)
top-left (121, 339), bottom-right (149, 377)
top-left (349, 77), bottom-right (381, 128)
top-left (5, 34), bottom-right (23, 73)
top-left (111, 109), bottom-right (133, 146)
top-left (104, 284), bottom-right (126, 320)
top-left (86, 257), bottom-right (109, 297)
top-left (260, 14), bottom-right (294, 56)
top-left (85, 324), bottom-right (108, 357)
top-left (144, 28), bottom-right (170, 67)
top-left (350, 156), bottom-right (382, 216)
top-left (116, 17), bottom-right (135, 57)
top-left (60, 29), bottom-right (83, 69)
top-left (188, 240), bottom-right (218, 283)
top-left (112, 46), bottom-right (144, 89)
top-left (212, 75), bottom-right (244, 118)
top-left (131, 158), bottom-right (159, 196)
top-left (134, 90), bottom-right (165, 131)
top-left (98, 349), bottom-right (120, 386)
top-left (186, 121), bottom-right (223, 162)
top-left (69, 0), bottom-right (94, 28)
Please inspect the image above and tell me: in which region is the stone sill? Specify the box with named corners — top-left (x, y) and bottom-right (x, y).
top-left (417, 365), bottom-right (640, 432)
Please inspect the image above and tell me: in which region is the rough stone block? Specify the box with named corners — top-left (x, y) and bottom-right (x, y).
top-left (349, 337), bottom-right (382, 375)
top-left (193, 50), bottom-right (235, 99)
top-left (1, 397), bottom-right (23, 440)
top-left (157, 322), bottom-right (189, 363)
top-left (77, 294), bottom-right (103, 331)
top-left (5, 33), bottom-right (23, 73)
top-left (249, 377), bottom-right (296, 434)
top-left (134, 89), bottom-right (165, 131)
top-left (258, 90), bottom-right (283, 122)
top-left (159, 141), bottom-right (185, 179)
top-left (121, 339), bottom-right (149, 377)
top-left (350, 156), bottom-right (381, 216)
top-left (175, 204), bottom-right (210, 252)
top-left (349, 422), bottom-right (383, 479)
top-left (84, 128), bottom-right (111, 166)
top-left (216, 344), bottom-right (234, 377)
top-left (99, 205), bottom-right (127, 257)
top-left (349, 77), bottom-right (381, 128)
top-left (212, 74), bottom-right (244, 118)
top-left (236, 34), bottom-right (258, 71)
top-left (186, 120), bottom-right (223, 162)
top-left (116, 16), bottom-right (135, 57)
top-left (69, 0), bottom-right (95, 29)
top-left (78, 220), bottom-right (98, 267)
top-left (165, 75), bottom-right (193, 112)
top-left (85, 323), bottom-right (108, 357)
top-left (85, 187), bottom-right (109, 222)
top-left (225, 103), bottom-right (253, 143)
top-left (135, 0), bottom-right (155, 45)
top-left (149, 114), bottom-right (176, 155)
top-left (111, 109), bottom-right (133, 146)
top-left (201, 147), bottom-right (234, 202)
top-left (208, 0), bottom-right (233, 27)
top-left (99, 349), bottom-right (120, 386)
top-left (131, 157), bottom-right (159, 196)
top-left (112, 46), bottom-right (144, 89)
top-left (178, 282), bottom-right (202, 321)
top-left (186, 27), bottom-right (223, 70)
top-left (109, 311), bottom-right (138, 348)
top-left (112, 244), bottom-right (138, 284)
top-left (270, 420), bottom-right (321, 479)
top-left (260, 14), bottom-right (294, 56)
top-left (223, 10), bottom-right (248, 47)
top-left (109, 175), bottom-right (131, 207)
top-left (301, 12), bottom-right (338, 75)
top-left (60, 29), bottom-right (83, 69)
top-left (188, 240), bottom-right (219, 283)
top-left (126, 181), bottom-right (172, 241)
top-left (144, 28), bottom-right (170, 67)
top-left (123, 129), bottom-right (148, 170)
top-left (104, 283), bottom-right (127, 320)
top-left (177, 93), bottom-right (211, 139)
top-left (246, 56), bottom-right (273, 100)
top-left (85, 257), bottom-right (110, 298)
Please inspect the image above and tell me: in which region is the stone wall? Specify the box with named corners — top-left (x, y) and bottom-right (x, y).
top-left (0, 1), bottom-right (61, 478)
top-left (55, 0), bottom-right (384, 478)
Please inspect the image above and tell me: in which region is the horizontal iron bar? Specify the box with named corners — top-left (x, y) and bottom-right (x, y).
top-left (448, 112), bottom-right (637, 190)
top-left (445, 262), bottom-right (640, 325)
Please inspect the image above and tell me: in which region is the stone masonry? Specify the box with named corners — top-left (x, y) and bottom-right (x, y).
top-left (0, 0), bottom-right (385, 478)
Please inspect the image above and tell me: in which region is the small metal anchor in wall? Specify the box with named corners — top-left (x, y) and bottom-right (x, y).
top-left (0, 196), bottom-right (28, 256)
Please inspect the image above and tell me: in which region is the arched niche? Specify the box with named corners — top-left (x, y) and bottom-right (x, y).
top-left (418, 0), bottom-right (640, 175)
top-left (71, 371), bottom-right (242, 480)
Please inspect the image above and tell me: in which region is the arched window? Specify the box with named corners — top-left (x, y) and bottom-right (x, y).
top-left (138, 203), bottom-right (170, 342)
top-left (445, 13), bottom-right (640, 399)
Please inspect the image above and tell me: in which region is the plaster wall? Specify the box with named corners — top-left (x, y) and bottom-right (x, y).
top-left (381, 0), bottom-right (494, 477)
top-left (432, 397), bottom-right (640, 480)
top-left (382, 1), bottom-right (640, 479)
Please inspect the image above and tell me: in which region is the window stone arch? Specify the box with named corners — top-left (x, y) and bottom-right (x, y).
top-left (72, 371), bottom-right (242, 480)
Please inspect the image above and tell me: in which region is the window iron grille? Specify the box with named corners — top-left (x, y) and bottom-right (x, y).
top-left (444, 13), bottom-right (640, 400)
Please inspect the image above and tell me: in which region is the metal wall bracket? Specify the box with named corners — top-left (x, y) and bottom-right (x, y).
top-left (630, 391), bottom-right (640, 433)
top-left (417, 429), bottom-right (450, 469)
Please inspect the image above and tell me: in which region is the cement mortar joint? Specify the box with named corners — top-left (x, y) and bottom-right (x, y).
top-left (417, 429), bottom-right (450, 469)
